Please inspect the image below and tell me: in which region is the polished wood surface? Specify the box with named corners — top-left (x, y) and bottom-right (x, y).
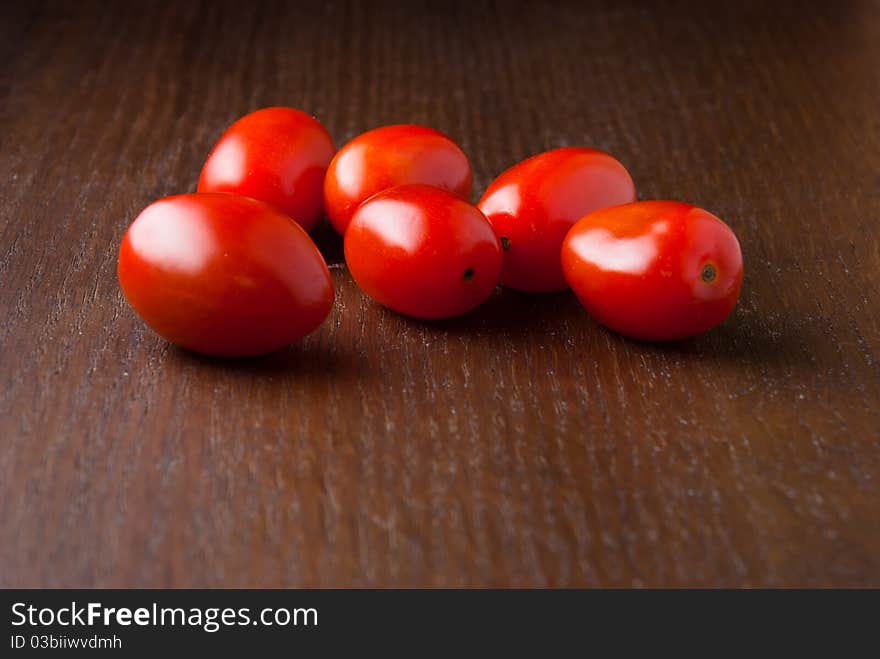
top-left (2, 0), bottom-right (878, 587)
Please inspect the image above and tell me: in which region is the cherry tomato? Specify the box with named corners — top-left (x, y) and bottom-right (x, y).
top-left (561, 201), bottom-right (743, 341)
top-left (478, 147), bottom-right (636, 292)
top-left (344, 184), bottom-right (501, 319)
top-left (198, 107), bottom-right (335, 232)
top-left (118, 193), bottom-right (334, 357)
top-left (324, 124), bottom-right (472, 235)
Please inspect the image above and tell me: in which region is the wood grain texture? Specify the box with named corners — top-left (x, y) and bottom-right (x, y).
top-left (1, 0), bottom-right (879, 587)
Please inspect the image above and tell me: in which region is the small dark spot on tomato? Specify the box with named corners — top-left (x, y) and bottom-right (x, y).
top-left (500, 236), bottom-right (511, 250)
top-left (701, 263), bottom-right (717, 283)
top-left (463, 268), bottom-right (475, 281)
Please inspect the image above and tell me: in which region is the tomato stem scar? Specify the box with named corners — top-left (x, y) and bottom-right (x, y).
top-left (701, 263), bottom-right (717, 282)
top-left (500, 236), bottom-right (511, 250)
top-left (463, 268), bottom-right (475, 281)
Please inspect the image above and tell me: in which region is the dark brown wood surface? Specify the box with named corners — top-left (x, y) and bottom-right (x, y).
top-left (1, 0), bottom-right (878, 588)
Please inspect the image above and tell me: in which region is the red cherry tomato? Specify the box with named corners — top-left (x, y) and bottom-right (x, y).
top-left (324, 124), bottom-right (472, 235)
top-left (118, 193), bottom-right (334, 357)
top-left (198, 107), bottom-right (335, 232)
top-left (561, 201), bottom-right (743, 341)
top-left (344, 184), bottom-right (501, 319)
top-left (478, 147), bottom-right (636, 292)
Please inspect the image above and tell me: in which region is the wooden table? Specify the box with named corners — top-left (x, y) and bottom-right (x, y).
top-left (2, 0), bottom-right (878, 588)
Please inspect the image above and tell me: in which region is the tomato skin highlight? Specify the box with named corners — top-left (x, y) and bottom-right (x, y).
top-left (478, 147), bottom-right (636, 292)
top-left (197, 107), bottom-right (335, 232)
top-left (324, 124), bottom-right (472, 235)
top-left (344, 184), bottom-right (502, 319)
top-left (561, 201), bottom-right (743, 341)
top-left (118, 193), bottom-right (334, 357)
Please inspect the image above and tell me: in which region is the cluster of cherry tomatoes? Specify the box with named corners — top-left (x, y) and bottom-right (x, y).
top-left (118, 107), bottom-right (743, 357)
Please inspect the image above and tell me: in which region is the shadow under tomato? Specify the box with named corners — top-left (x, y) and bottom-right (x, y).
top-left (385, 286), bottom-right (583, 336)
top-left (599, 301), bottom-right (817, 372)
top-left (165, 338), bottom-right (363, 381)
top-left (309, 219), bottom-right (344, 266)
